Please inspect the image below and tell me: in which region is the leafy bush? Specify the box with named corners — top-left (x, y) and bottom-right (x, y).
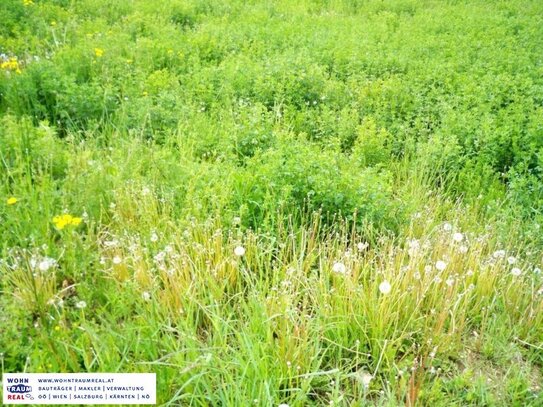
top-left (234, 137), bottom-right (398, 230)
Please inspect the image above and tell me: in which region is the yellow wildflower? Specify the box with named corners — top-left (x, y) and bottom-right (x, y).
top-left (7, 197), bottom-right (17, 205)
top-left (1, 57), bottom-right (20, 72)
top-left (23, 0), bottom-right (34, 5)
top-left (50, 21), bottom-right (57, 27)
top-left (94, 48), bottom-right (104, 58)
top-left (53, 214), bottom-right (83, 230)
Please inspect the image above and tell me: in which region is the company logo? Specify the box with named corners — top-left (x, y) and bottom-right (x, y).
top-left (7, 383), bottom-right (32, 393)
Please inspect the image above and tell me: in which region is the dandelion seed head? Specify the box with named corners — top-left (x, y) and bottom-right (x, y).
top-left (332, 262), bottom-right (347, 274)
top-left (357, 242), bottom-right (369, 252)
top-left (453, 232), bottom-right (464, 242)
top-left (75, 300), bottom-right (87, 309)
top-left (379, 280), bottom-right (391, 295)
top-left (112, 256), bottom-right (122, 265)
top-left (493, 250), bottom-right (506, 259)
top-left (38, 257), bottom-right (56, 272)
top-left (443, 223), bottom-right (453, 232)
top-left (511, 267), bottom-right (522, 277)
top-left (507, 256), bottom-right (516, 265)
top-left (435, 260), bottom-right (447, 271)
top-left (234, 246), bottom-right (245, 257)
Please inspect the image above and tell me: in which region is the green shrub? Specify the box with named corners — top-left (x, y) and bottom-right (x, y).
top-left (233, 137), bottom-right (398, 231)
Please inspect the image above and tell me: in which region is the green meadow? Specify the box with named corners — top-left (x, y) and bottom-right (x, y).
top-left (1, 0), bottom-right (543, 405)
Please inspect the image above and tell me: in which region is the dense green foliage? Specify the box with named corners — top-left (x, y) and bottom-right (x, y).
top-left (1, 0), bottom-right (542, 405)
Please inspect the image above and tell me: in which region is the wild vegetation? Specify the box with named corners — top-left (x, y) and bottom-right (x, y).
top-left (1, 0), bottom-right (543, 405)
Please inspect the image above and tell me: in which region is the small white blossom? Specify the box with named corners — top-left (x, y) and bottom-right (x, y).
top-left (357, 242), bottom-right (369, 252)
top-left (443, 223), bottom-right (453, 232)
top-left (38, 257), bottom-right (56, 272)
top-left (154, 251), bottom-right (166, 262)
top-left (435, 260), bottom-right (447, 271)
top-left (142, 291), bottom-right (151, 301)
top-left (407, 239), bottom-right (420, 257)
top-left (511, 267), bottom-right (522, 277)
top-left (234, 246), bottom-right (246, 257)
top-left (379, 280), bottom-right (391, 295)
top-left (507, 256), bottom-right (516, 265)
top-left (150, 232), bottom-right (159, 242)
top-left (493, 250), bottom-right (506, 259)
top-left (453, 232), bottom-right (463, 242)
top-left (332, 262), bottom-right (347, 274)
top-left (459, 245), bottom-right (468, 253)
top-left (112, 256), bottom-right (122, 265)
top-left (75, 300), bottom-right (87, 309)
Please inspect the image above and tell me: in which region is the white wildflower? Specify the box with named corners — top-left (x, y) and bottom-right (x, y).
top-left (435, 260), bottom-right (447, 271)
top-left (75, 300), bottom-right (87, 309)
top-left (357, 242), bottom-right (369, 252)
top-left (154, 251), bottom-right (166, 262)
top-left (379, 280), bottom-right (391, 295)
top-left (38, 257), bottom-right (56, 272)
top-left (453, 232), bottom-right (463, 242)
top-left (493, 250), bottom-right (506, 259)
top-left (332, 262), bottom-right (347, 274)
top-left (234, 246), bottom-right (245, 257)
top-left (511, 267), bottom-right (522, 277)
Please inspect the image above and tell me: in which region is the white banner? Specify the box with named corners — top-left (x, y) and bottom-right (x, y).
top-left (2, 373), bottom-right (156, 405)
